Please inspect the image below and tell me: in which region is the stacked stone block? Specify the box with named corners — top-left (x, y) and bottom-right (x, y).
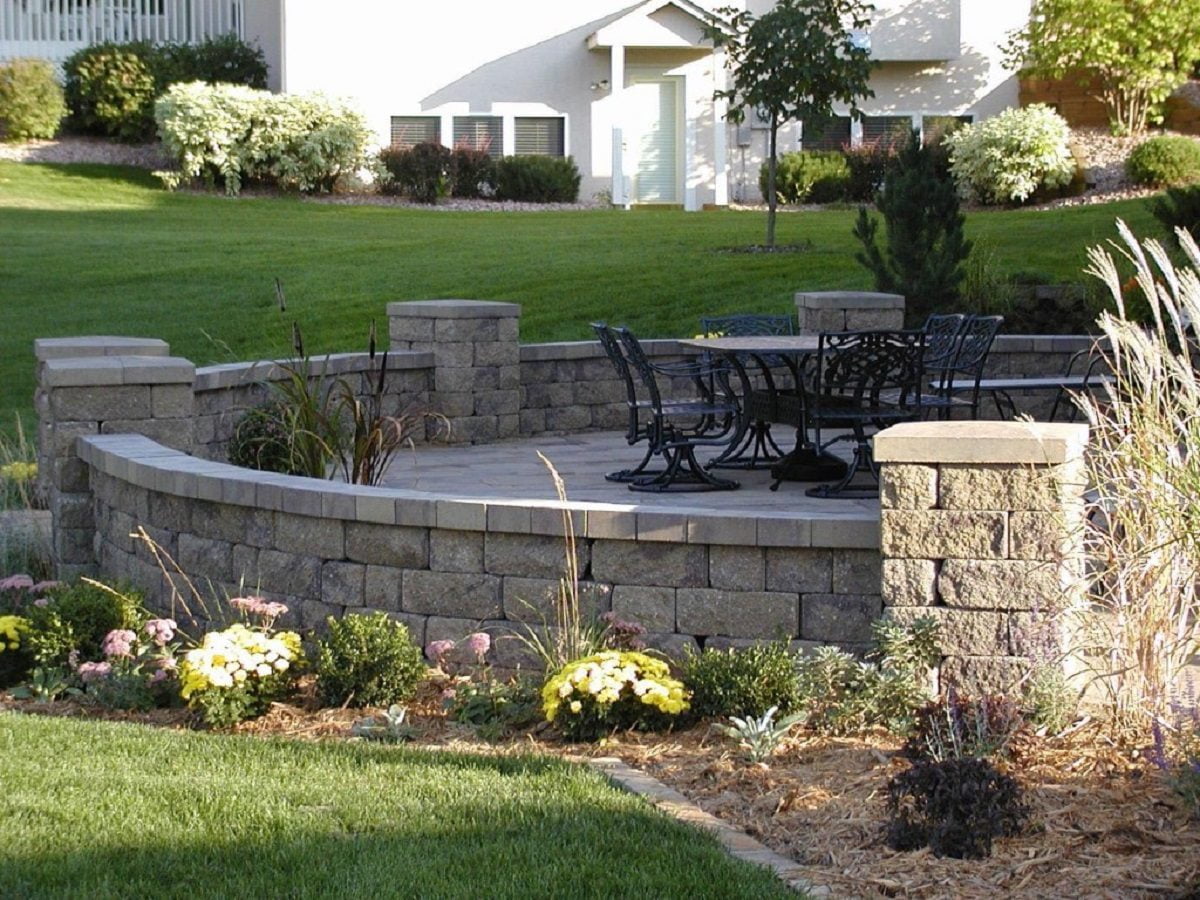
top-left (795, 291), bottom-right (905, 334)
top-left (388, 300), bottom-right (520, 444)
top-left (875, 420), bottom-right (1088, 694)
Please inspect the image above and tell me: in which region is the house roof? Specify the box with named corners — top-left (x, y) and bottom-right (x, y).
top-left (586, 0), bottom-right (728, 50)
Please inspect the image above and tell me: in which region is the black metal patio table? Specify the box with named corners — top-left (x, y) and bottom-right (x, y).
top-left (679, 336), bottom-right (848, 483)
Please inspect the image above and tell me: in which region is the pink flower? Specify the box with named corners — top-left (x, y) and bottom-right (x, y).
top-left (33, 597), bottom-right (49, 608)
top-left (425, 639), bottom-right (456, 664)
top-left (463, 632), bottom-right (491, 660)
top-left (78, 661), bottom-right (112, 683)
top-left (230, 596), bottom-right (288, 621)
top-left (101, 629), bottom-right (137, 659)
top-left (31, 580), bottom-right (60, 594)
top-left (143, 618), bottom-right (177, 645)
top-left (149, 668), bottom-right (171, 684)
top-left (0, 574), bottom-right (33, 591)
top-left (155, 656), bottom-right (177, 671)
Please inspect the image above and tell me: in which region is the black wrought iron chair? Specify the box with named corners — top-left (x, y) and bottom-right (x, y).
top-left (698, 313), bottom-right (797, 469)
top-left (592, 322), bottom-right (661, 482)
top-left (615, 326), bottom-right (743, 492)
top-left (1047, 347), bottom-right (1108, 422)
top-left (925, 314), bottom-right (1003, 420)
top-left (797, 329), bottom-right (926, 499)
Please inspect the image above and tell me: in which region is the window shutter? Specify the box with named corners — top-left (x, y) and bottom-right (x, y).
top-left (390, 117), bottom-right (440, 149)
top-left (861, 116), bottom-right (912, 147)
top-left (452, 117), bottom-right (503, 157)
top-left (514, 117), bottom-right (565, 156)
top-left (801, 117), bottom-right (851, 152)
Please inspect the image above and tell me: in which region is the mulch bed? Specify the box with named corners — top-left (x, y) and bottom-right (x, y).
top-left (3, 683), bottom-right (1197, 899)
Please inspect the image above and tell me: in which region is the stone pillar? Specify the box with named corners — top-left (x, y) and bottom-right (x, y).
top-left (387, 300), bottom-right (521, 444)
top-left (874, 420), bottom-right (1088, 695)
top-left (36, 349), bottom-right (195, 579)
top-left (795, 291), bottom-right (905, 333)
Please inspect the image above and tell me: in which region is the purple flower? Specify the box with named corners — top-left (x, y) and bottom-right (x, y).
top-left (33, 597), bottom-right (49, 608)
top-left (101, 629), bottom-right (137, 659)
top-left (30, 580), bottom-right (60, 594)
top-left (149, 668), bottom-right (171, 684)
top-left (426, 639), bottom-right (456, 664)
top-left (78, 661), bottom-right (112, 683)
top-left (143, 618), bottom-right (177, 646)
top-left (463, 632), bottom-right (491, 660)
top-left (0, 574), bottom-right (33, 591)
top-left (230, 596), bottom-right (289, 621)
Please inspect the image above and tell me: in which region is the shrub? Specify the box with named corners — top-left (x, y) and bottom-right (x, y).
top-left (313, 612), bottom-right (426, 708)
top-left (494, 155), bottom-right (581, 203)
top-left (904, 692), bottom-right (1026, 762)
top-left (842, 139), bottom-right (897, 202)
top-left (946, 104), bottom-right (1074, 205)
top-left (0, 614), bottom-right (33, 687)
top-left (80, 619), bottom-right (180, 711)
top-left (717, 706), bottom-right (805, 763)
top-left (378, 142), bottom-right (452, 203)
top-left (227, 400), bottom-right (304, 475)
top-left (1127, 136), bottom-right (1200, 187)
top-left (63, 43), bottom-right (157, 141)
top-left (448, 675), bottom-right (542, 740)
top-left (1150, 694), bottom-right (1200, 817)
top-left (1022, 664), bottom-right (1079, 735)
top-left (0, 59), bottom-right (66, 142)
top-left (180, 622), bottom-right (301, 727)
top-left (179, 34), bottom-right (268, 89)
top-left (23, 580), bottom-right (145, 666)
top-left (682, 641), bottom-right (800, 719)
top-left (886, 758), bottom-right (1028, 859)
top-left (854, 129), bottom-right (971, 323)
top-left (155, 82), bottom-right (371, 195)
top-left (765, 151), bottom-right (849, 204)
top-left (451, 147), bottom-right (495, 199)
top-left (542, 650), bottom-right (689, 741)
top-left (1147, 184), bottom-right (1200, 244)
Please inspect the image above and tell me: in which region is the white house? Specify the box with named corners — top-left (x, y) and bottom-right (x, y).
top-left (0, 0), bottom-right (1031, 208)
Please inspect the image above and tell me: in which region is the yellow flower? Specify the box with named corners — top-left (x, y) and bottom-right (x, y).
top-left (569, 700), bottom-right (582, 713)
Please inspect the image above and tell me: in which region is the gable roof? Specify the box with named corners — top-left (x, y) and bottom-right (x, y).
top-left (586, 0), bottom-right (729, 50)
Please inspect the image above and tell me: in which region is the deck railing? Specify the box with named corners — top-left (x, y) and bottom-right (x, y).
top-left (0, 0), bottom-right (243, 64)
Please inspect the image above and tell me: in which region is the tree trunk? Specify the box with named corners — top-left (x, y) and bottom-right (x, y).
top-left (766, 119), bottom-right (778, 249)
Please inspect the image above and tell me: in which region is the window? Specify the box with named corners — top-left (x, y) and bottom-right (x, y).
top-left (801, 117), bottom-right (851, 152)
top-left (390, 116), bottom-right (440, 149)
top-left (452, 116), bottom-right (503, 157)
top-left (514, 117), bottom-right (565, 156)
top-left (861, 115), bottom-right (913, 148)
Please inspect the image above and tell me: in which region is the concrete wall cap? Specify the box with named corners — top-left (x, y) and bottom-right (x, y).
top-left (387, 300), bottom-right (521, 319)
top-left (34, 336), bottom-right (170, 361)
top-left (874, 421), bottom-right (1089, 465)
top-left (42, 355), bottom-right (194, 387)
top-left (795, 291), bottom-right (905, 310)
top-left (193, 351), bottom-right (433, 391)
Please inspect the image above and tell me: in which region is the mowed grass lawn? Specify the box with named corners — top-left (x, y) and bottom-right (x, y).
top-left (0, 712), bottom-right (795, 899)
top-left (0, 160), bottom-right (1161, 429)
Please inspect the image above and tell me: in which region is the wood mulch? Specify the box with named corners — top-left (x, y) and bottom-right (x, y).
top-left (3, 683), bottom-right (1197, 899)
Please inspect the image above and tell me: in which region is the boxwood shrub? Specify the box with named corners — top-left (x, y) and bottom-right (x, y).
top-left (0, 58), bottom-right (66, 141)
top-left (1127, 136), bottom-right (1200, 187)
top-left (763, 151), bottom-right (850, 204)
top-left (313, 612), bottom-right (426, 708)
top-left (494, 155), bottom-right (581, 203)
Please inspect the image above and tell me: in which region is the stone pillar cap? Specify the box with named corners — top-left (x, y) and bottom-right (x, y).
top-left (387, 300), bottom-right (521, 319)
top-left (874, 420), bottom-right (1088, 465)
top-left (41, 355), bottom-right (195, 388)
top-left (795, 291), bottom-right (905, 310)
top-left (34, 336), bottom-right (170, 361)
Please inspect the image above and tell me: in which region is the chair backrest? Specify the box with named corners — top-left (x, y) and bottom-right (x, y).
top-left (614, 326), bottom-right (663, 410)
top-left (922, 313), bottom-right (966, 364)
top-left (952, 315), bottom-right (1003, 375)
top-left (813, 329), bottom-right (926, 409)
top-left (699, 313), bottom-right (795, 338)
top-left (592, 322), bottom-right (643, 439)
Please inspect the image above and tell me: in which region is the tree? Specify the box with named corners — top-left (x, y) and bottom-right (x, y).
top-left (705, 0), bottom-right (874, 248)
top-left (1005, 0), bottom-right (1200, 135)
top-left (853, 130), bottom-right (971, 323)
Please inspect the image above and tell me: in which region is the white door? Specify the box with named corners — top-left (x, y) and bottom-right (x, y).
top-left (625, 79), bottom-right (680, 204)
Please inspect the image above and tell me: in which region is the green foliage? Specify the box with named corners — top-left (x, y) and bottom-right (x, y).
top-left (717, 705), bottom-right (805, 763)
top-left (450, 147), bottom-right (496, 199)
top-left (447, 676), bottom-right (542, 741)
top-left (1147, 184), bottom-right (1200, 243)
top-left (854, 130), bottom-right (971, 322)
top-left (227, 399), bottom-right (305, 475)
top-left (155, 82), bottom-right (372, 195)
top-left (763, 151), bottom-right (849, 203)
top-left (0, 59), bottom-right (66, 142)
top-left (904, 693), bottom-right (1027, 762)
top-left (379, 141), bottom-right (452, 203)
top-left (1005, 0), bottom-right (1200, 135)
top-left (8, 666), bottom-right (78, 702)
top-left (313, 612), bottom-right (426, 708)
top-left (886, 757), bottom-right (1028, 858)
top-left (682, 640), bottom-right (800, 719)
top-left (63, 44), bottom-right (157, 141)
top-left (1022, 665), bottom-right (1079, 734)
top-left (176, 34), bottom-right (268, 88)
top-left (946, 105), bottom-right (1075, 205)
top-left (1126, 136), bottom-right (1200, 187)
top-left (23, 580), bottom-right (144, 666)
top-left (494, 155), bottom-right (581, 203)
top-left (350, 704), bottom-right (419, 742)
top-left (842, 138), bottom-right (899, 202)
top-left (706, 0), bottom-right (875, 246)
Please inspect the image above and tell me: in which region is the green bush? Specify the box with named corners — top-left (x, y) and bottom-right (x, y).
top-left (946, 104), bottom-right (1074, 205)
top-left (24, 580), bottom-right (145, 666)
top-left (63, 43), bottom-right (157, 141)
top-left (178, 34), bottom-right (268, 89)
top-left (1148, 184), bottom-right (1200, 243)
top-left (451, 147), bottom-right (495, 199)
top-left (842, 140), bottom-right (897, 202)
top-left (903, 693), bottom-right (1026, 762)
top-left (1127, 136), bottom-right (1200, 187)
top-left (681, 641), bottom-right (800, 719)
top-left (227, 400), bottom-right (303, 475)
top-left (764, 151), bottom-right (849, 204)
top-left (378, 142), bottom-right (452, 203)
top-left (0, 59), bottom-right (66, 142)
top-left (313, 612), bottom-right (426, 708)
top-left (156, 82), bottom-right (371, 194)
top-left (494, 155), bottom-right (581, 203)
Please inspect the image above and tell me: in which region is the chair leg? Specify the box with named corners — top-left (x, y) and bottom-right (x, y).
top-left (605, 443), bottom-right (664, 483)
top-left (708, 419), bottom-right (786, 470)
top-left (629, 444), bottom-right (739, 493)
top-left (805, 432), bottom-right (880, 499)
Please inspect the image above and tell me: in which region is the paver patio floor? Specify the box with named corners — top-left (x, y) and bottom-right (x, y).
top-left (379, 430), bottom-right (877, 518)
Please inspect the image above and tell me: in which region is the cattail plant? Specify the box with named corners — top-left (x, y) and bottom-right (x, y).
top-left (1078, 219), bottom-right (1200, 730)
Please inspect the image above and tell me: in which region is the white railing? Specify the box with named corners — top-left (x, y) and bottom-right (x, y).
top-left (0, 0), bottom-right (243, 64)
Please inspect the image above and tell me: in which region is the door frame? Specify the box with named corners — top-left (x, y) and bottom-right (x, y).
top-left (624, 71), bottom-right (684, 206)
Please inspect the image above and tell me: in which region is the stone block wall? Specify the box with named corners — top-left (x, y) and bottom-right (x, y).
top-left (875, 420), bottom-right (1088, 694)
top-left (795, 292), bottom-right (905, 334)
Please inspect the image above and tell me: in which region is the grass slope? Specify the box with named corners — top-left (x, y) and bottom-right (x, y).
top-left (0, 161), bottom-right (1160, 430)
top-left (0, 712), bottom-right (794, 899)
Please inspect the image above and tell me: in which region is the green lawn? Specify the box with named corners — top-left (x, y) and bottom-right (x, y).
top-left (0, 712), bottom-right (795, 898)
top-left (0, 160), bottom-right (1162, 430)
